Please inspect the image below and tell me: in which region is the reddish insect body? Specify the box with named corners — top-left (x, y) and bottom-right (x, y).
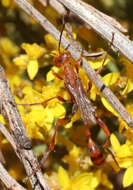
top-left (21, 51), bottom-right (112, 168)
top-left (22, 50), bottom-right (115, 180)
top-left (51, 51), bottom-right (111, 165)
top-left (20, 28), bottom-right (116, 178)
top-left (21, 51), bottom-right (115, 169)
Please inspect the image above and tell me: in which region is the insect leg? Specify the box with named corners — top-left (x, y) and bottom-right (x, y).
top-left (24, 118), bottom-right (69, 180)
top-left (94, 114), bottom-right (110, 148)
top-left (87, 33), bottom-right (115, 92)
top-left (52, 71), bottom-right (64, 80)
top-left (74, 49), bottom-right (84, 73)
top-left (17, 95), bottom-right (69, 106)
top-left (94, 115), bottom-right (119, 167)
top-left (96, 33), bottom-right (115, 76)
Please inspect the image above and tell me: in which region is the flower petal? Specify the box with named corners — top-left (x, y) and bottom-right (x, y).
top-left (123, 166), bottom-right (133, 187)
top-left (27, 60), bottom-right (39, 80)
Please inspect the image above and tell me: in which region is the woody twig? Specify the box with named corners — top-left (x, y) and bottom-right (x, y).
top-left (13, 0), bottom-right (133, 127)
top-left (57, 0), bottom-right (133, 62)
top-left (0, 161), bottom-right (26, 190)
top-left (0, 66), bottom-right (50, 190)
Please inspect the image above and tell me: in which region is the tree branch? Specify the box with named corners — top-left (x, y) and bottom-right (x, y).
top-left (0, 66), bottom-right (50, 190)
top-left (57, 0), bottom-right (133, 63)
top-left (13, 0), bottom-right (133, 128)
top-left (0, 162), bottom-right (26, 190)
top-left (38, 0), bottom-right (66, 15)
top-left (0, 122), bottom-right (19, 157)
top-left (39, 0), bottom-right (127, 33)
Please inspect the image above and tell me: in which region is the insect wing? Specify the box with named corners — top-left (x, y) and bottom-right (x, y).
top-left (67, 79), bottom-right (96, 125)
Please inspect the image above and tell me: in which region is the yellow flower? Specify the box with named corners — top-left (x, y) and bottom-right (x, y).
top-left (27, 59), bottom-right (39, 80)
top-left (8, 163), bottom-right (24, 180)
top-left (0, 114), bottom-right (6, 125)
top-left (121, 57), bottom-right (133, 81)
top-left (110, 134), bottom-right (133, 187)
top-left (58, 167), bottom-right (70, 190)
top-left (46, 66), bottom-right (60, 82)
top-left (90, 84), bottom-right (98, 101)
top-left (41, 68), bottom-right (67, 101)
top-left (90, 72), bottom-right (120, 101)
top-left (25, 119), bottom-right (45, 140)
top-left (13, 43), bottom-right (47, 80)
top-left (44, 34), bottom-right (58, 50)
top-left (0, 37), bottom-right (19, 56)
top-left (65, 110), bottom-right (81, 129)
top-left (78, 68), bottom-right (90, 90)
top-left (123, 166), bottom-right (133, 187)
top-left (22, 86), bottom-right (43, 104)
top-left (24, 103), bottom-right (65, 140)
top-left (101, 96), bottom-right (119, 117)
top-left (0, 38), bottom-right (19, 70)
top-left (13, 54), bottom-right (29, 68)
top-left (102, 72), bottom-right (120, 86)
top-left (112, 110), bottom-right (133, 186)
top-left (9, 75), bottom-right (21, 88)
top-left (15, 43), bottom-right (47, 79)
top-left (122, 79), bottom-right (133, 95)
top-left (21, 43), bottom-right (46, 59)
top-left (96, 170), bottom-right (113, 189)
top-left (58, 167), bottom-right (99, 190)
top-left (20, 82), bottom-right (66, 139)
top-left (89, 56), bottom-right (110, 70)
top-left (1, 0), bottom-right (10, 7)
top-left (119, 103), bottom-right (133, 131)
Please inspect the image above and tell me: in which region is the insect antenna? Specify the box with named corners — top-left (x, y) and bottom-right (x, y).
top-left (58, 15), bottom-right (65, 54)
top-left (58, 9), bottom-right (70, 53)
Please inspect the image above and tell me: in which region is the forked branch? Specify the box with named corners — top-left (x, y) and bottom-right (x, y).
top-left (13, 0), bottom-right (133, 127)
top-left (57, 0), bottom-right (133, 62)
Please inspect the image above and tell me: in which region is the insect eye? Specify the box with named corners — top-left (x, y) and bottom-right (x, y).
top-left (58, 57), bottom-right (63, 63)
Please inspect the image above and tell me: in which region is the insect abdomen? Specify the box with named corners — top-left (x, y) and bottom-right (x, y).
top-left (89, 139), bottom-right (105, 165)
